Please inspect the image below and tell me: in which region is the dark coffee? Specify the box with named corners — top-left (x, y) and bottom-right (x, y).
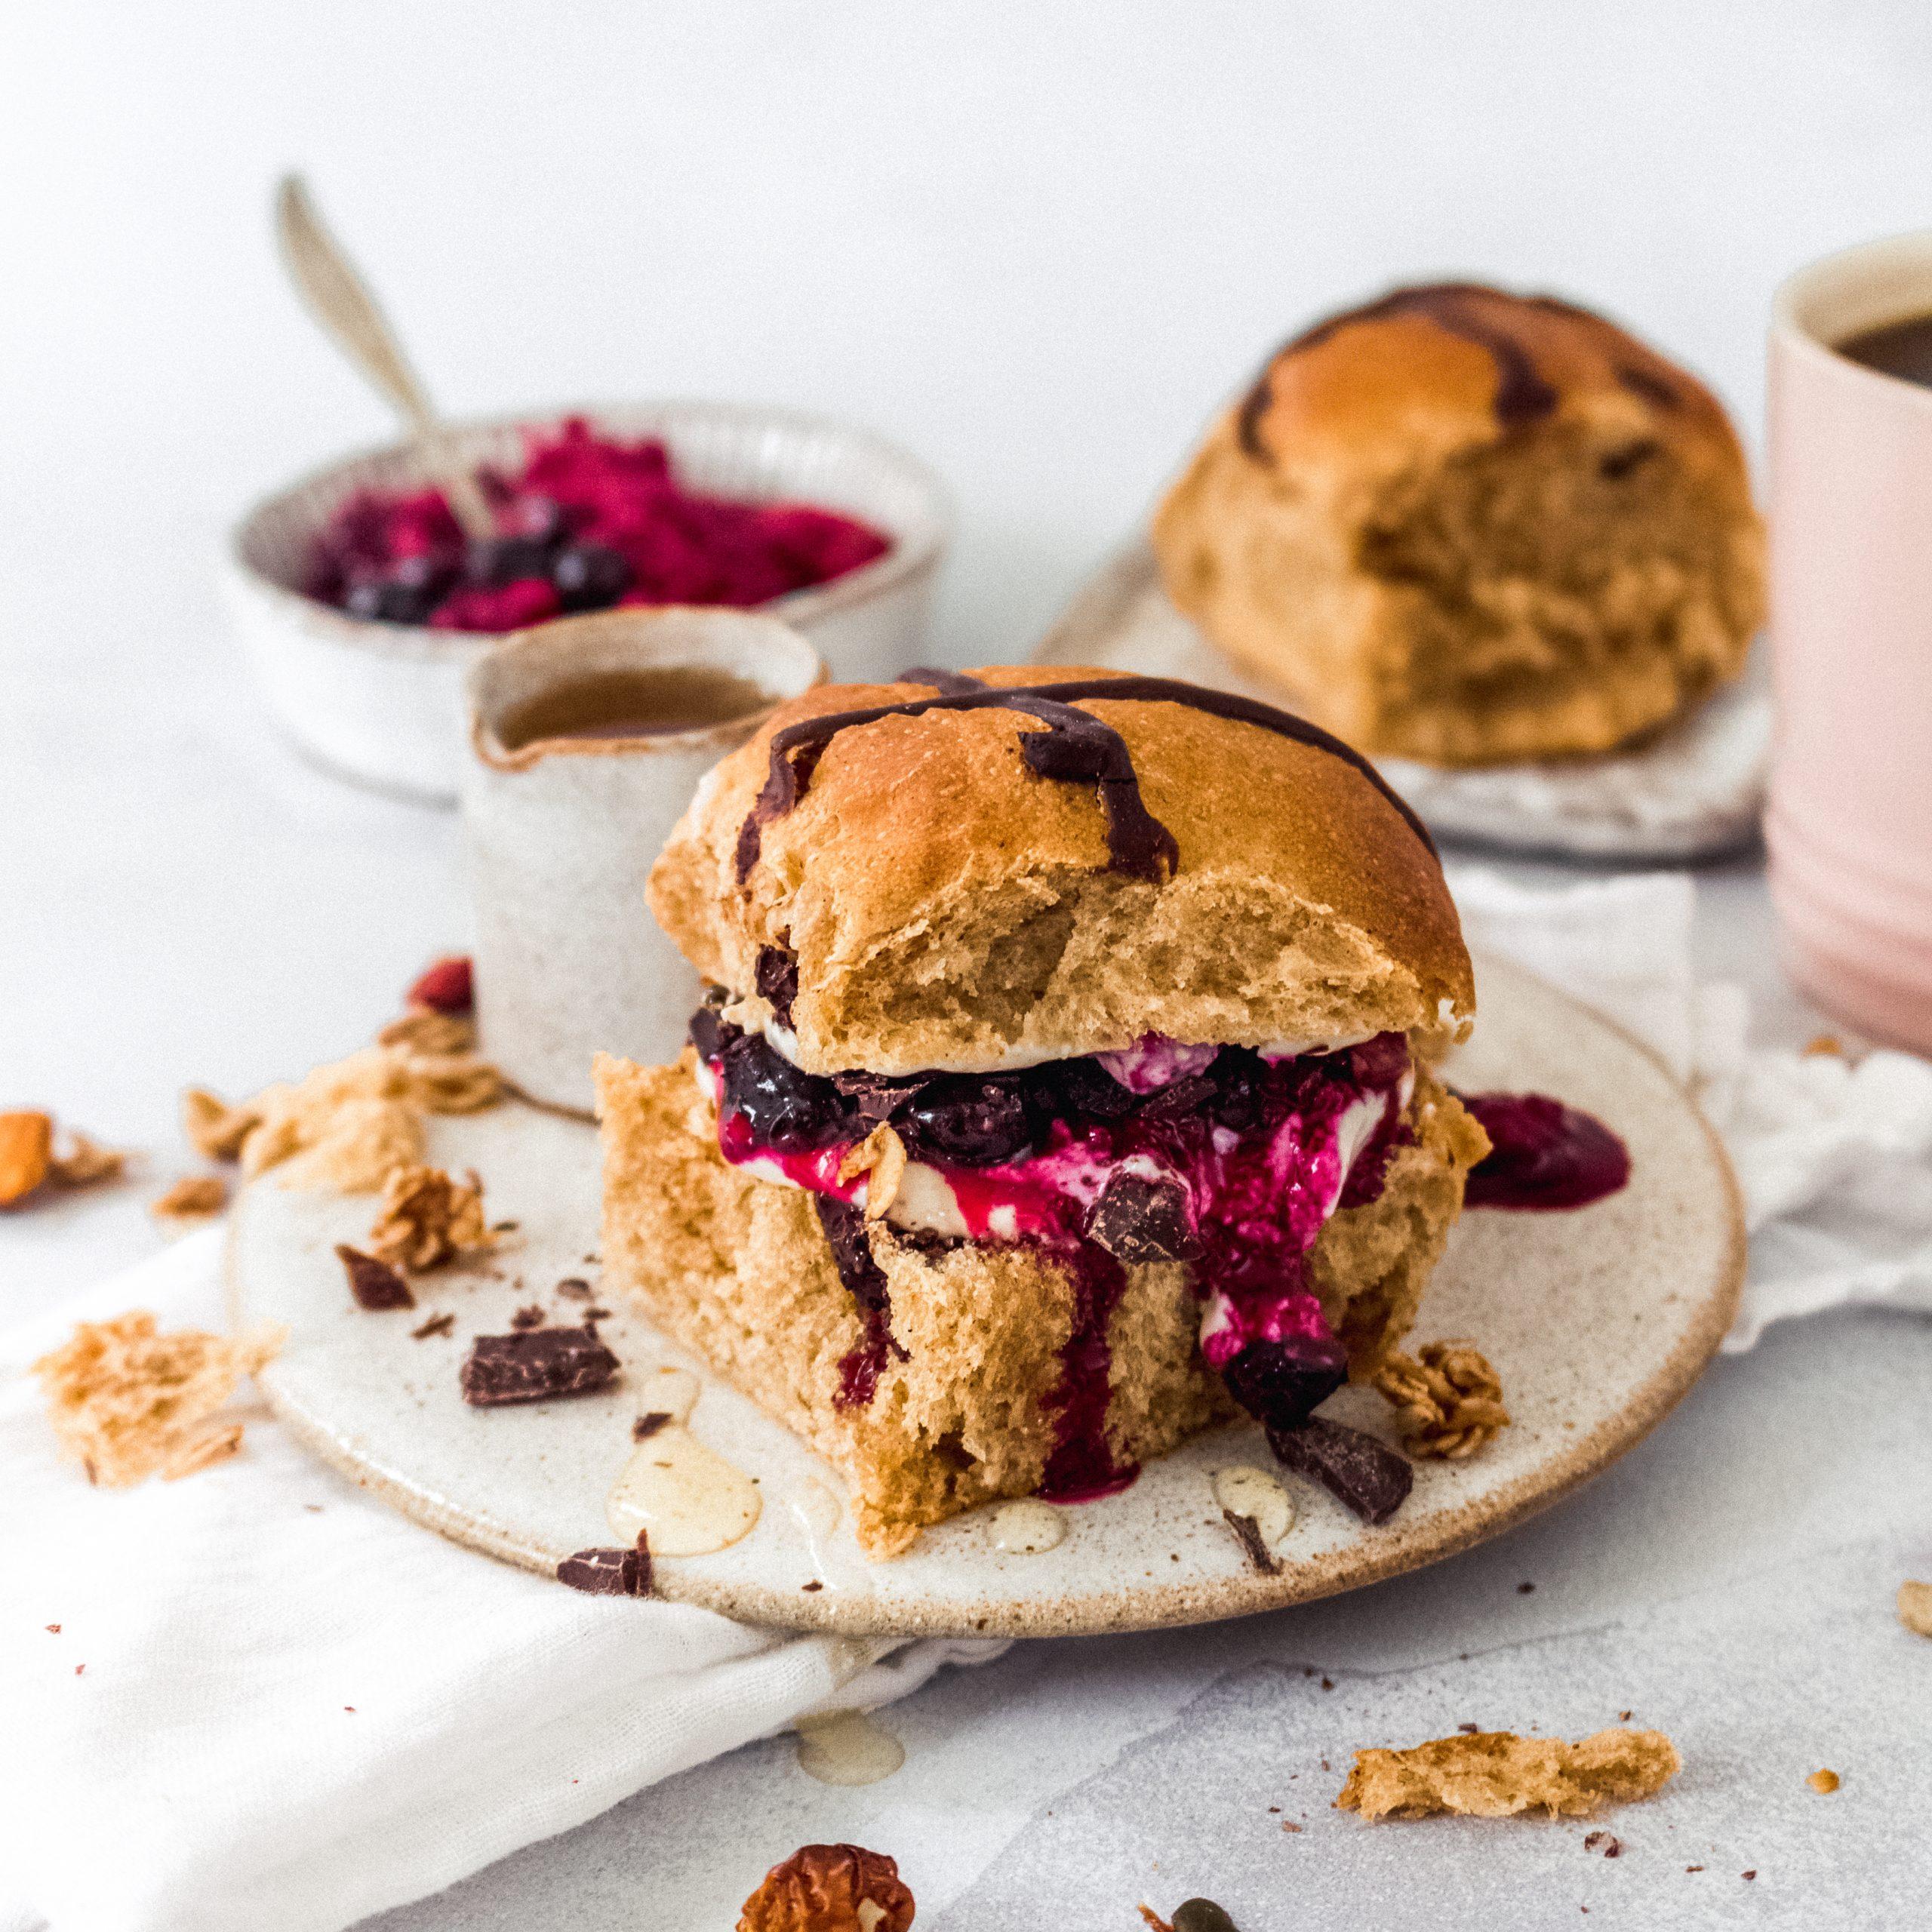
top-left (1835, 313), bottom-right (1932, 389)
top-left (497, 665), bottom-right (771, 749)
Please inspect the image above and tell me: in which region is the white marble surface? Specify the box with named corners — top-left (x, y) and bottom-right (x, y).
top-left (5, 3), bottom-right (1932, 1925)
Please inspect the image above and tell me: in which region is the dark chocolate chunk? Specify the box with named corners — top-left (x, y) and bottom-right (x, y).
top-left (632, 1411), bottom-right (672, 1441)
top-left (754, 946), bottom-right (799, 1028)
top-left (556, 1537), bottom-right (653, 1597)
top-left (1266, 1416), bottom-right (1412, 1524)
top-left (1222, 1507), bottom-right (1281, 1577)
top-left (555, 1278), bottom-right (594, 1300)
top-left (813, 1195), bottom-right (891, 1321)
top-left (509, 1303), bottom-right (546, 1330)
top-left (336, 1243), bottom-right (414, 1311)
top-left (687, 988), bottom-right (735, 1063)
top-left (410, 1312), bottom-right (456, 1340)
top-left (1084, 1171), bottom-right (1198, 1265)
top-left (1133, 1072), bottom-right (1218, 1121)
top-left (829, 1068), bottom-right (928, 1124)
top-left (460, 1324), bottom-right (620, 1407)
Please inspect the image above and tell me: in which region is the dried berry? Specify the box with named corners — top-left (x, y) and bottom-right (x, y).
top-left (735, 1842), bottom-right (914, 1932)
top-left (406, 956), bottom-right (474, 1016)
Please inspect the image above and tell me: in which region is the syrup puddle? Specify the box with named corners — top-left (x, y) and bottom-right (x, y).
top-left (605, 1365), bottom-right (759, 1556)
top-left (795, 1708), bottom-right (906, 1786)
top-left (787, 1477), bottom-right (875, 1598)
top-left (1212, 1465), bottom-right (1294, 1549)
top-left (987, 1498), bottom-right (1067, 1554)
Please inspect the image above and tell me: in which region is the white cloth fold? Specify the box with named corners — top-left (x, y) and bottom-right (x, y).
top-left (5, 870), bottom-right (1931, 1932)
top-left (1452, 866), bottom-right (1932, 1348)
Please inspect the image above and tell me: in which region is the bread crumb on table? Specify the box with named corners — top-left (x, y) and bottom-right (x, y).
top-left (1336, 1727), bottom-right (1680, 1821)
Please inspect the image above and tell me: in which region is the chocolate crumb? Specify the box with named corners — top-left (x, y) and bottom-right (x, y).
top-left (336, 1243), bottom-right (414, 1311)
top-left (460, 1325), bottom-right (620, 1407)
top-left (1459, 1722), bottom-right (1479, 1734)
top-left (1619, 1710), bottom-right (1632, 1721)
top-left (582, 1305), bottom-right (612, 1320)
top-left (801, 1580), bottom-right (824, 1592)
top-left (1742, 1872), bottom-right (1756, 1881)
top-left (411, 1312), bottom-right (456, 1340)
top-left (1222, 1506), bottom-right (1281, 1576)
top-left (1585, 1832), bottom-right (1623, 1857)
top-left (1281, 1820), bottom-right (1301, 1832)
top-left (557, 1536), bottom-right (653, 1597)
top-left (491, 1220), bottom-right (519, 1233)
top-left (1267, 1416), bottom-right (1412, 1523)
top-left (1686, 1865), bottom-right (1703, 1873)
top-left (1518, 1581), bottom-right (1536, 1595)
top-left (509, 1303), bottom-right (546, 1331)
top-left (632, 1411), bottom-right (673, 1441)
top-left (75, 1664), bottom-right (85, 1676)
top-left (1321, 1676), bottom-right (1334, 1690)
top-left (556, 1278), bottom-right (593, 1300)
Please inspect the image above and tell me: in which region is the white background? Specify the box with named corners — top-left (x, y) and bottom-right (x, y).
top-left (4, 5), bottom-right (1930, 1925)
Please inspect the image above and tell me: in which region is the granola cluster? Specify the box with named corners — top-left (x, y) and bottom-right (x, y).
top-left (1374, 1340), bottom-right (1510, 1459)
top-left (365, 1163), bottom-right (494, 1271)
top-left (32, 1312), bottom-right (286, 1487)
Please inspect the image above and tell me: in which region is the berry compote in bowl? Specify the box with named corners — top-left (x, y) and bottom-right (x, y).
top-left (226, 401), bottom-right (951, 804)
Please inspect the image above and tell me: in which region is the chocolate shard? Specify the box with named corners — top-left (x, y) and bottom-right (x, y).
top-left (1222, 1506), bottom-right (1281, 1577)
top-left (1084, 1171), bottom-right (1198, 1265)
top-left (754, 946), bottom-right (800, 1028)
top-left (460, 1324), bottom-right (620, 1407)
top-left (509, 1303), bottom-right (546, 1331)
top-left (336, 1243), bottom-right (414, 1311)
top-left (1266, 1416), bottom-right (1413, 1524)
top-left (632, 1410), bottom-right (672, 1441)
top-left (556, 1536), bottom-right (653, 1597)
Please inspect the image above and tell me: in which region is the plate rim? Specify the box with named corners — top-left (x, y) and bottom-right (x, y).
top-left (235, 955), bottom-right (1746, 1639)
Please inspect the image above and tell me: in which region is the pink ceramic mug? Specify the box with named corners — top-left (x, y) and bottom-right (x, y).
top-left (1767, 232), bottom-right (1932, 1054)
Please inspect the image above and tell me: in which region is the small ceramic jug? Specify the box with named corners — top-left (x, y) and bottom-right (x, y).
top-left (461, 608), bottom-right (824, 1112)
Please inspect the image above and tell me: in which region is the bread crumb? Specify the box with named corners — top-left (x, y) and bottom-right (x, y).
top-left (150, 1175), bottom-right (229, 1234)
top-left (32, 1312), bottom-right (285, 1486)
top-left (1335, 1727), bottom-right (1679, 1821)
top-left (1897, 1580), bottom-right (1932, 1638)
top-left (365, 1163), bottom-right (494, 1271)
top-left (1802, 1034), bottom-right (1844, 1058)
top-left (1374, 1340), bottom-right (1509, 1458)
top-left (1807, 1769), bottom-right (1840, 1794)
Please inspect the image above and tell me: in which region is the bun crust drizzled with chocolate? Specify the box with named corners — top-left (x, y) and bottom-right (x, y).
top-left (1153, 283), bottom-right (1765, 768)
top-left (599, 668), bottom-right (1487, 1555)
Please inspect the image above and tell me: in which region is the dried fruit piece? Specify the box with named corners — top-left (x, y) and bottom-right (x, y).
top-left (0, 1111), bottom-right (53, 1206)
top-left (151, 1176), bottom-right (229, 1233)
top-left (556, 1537), bottom-right (654, 1597)
top-left (181, 1087), bottom-right (262, 1161)
top-left (1898, 1580), bottom-right (1932, 1637)
top-left (336, 1244), bottom-right (415, 1310)
top-left (735, 1842), bottom-right (914, 1932)
top-left (1374, 1340), bottom-right (1510, 1459)
top-left (1268, 1417), bottom-right (1412, 1523)
top-left (365, 1164), bottom-right (494, 1271)
top-left (408, 955), bottom-right (474, 1014)
top-left (1336, 1727), bottom-right (1680, 1821)
top-left (32, 1311), bottom-right (285, 1487)
top-left (460, 1325), bottom-right (620, 1407)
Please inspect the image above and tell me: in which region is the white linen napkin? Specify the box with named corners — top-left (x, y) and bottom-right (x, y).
top-left (0, 1230), bottom-right (994, 1932)
top-left (1451, 866), bottom-right (1932, 1347)
top-left (6, 869), bottom-right (1931, 1932)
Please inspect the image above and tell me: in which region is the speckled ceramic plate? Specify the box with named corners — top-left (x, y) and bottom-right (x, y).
top-left (1033, 541), bottom-right (1769, 863)
top-left (229, 954), bottom-right (1743, 1639)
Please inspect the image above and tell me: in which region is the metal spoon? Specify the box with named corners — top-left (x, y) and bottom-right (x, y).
top-left (275, 173), bottom-right (496, 542)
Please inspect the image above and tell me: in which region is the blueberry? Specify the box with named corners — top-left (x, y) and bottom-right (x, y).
top-left (1219, 1334), bottom-right (1349, 1433)
top-left (896, 1075), bottom-right (1032, 1166)
top-left (466, 534), bottom-right (560, 587)
top-left (716, 1032), bottom-right (853, 1151)
top-left (343, 562), bottom-right (451, 626)
top-left (551, 543), bottom-right (632, 611)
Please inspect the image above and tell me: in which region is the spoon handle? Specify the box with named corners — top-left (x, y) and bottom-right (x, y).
top-left (275, 174), bottom-right (495, 542)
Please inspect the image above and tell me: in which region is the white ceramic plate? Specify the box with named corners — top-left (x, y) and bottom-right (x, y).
top-left (230, 955), bottom-right (1743, 1639)
top-left (1034, 540), bottom-right (1770, 863)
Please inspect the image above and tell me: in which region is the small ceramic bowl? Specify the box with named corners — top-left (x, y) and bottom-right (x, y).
top-left (225, 400), bottom-right (951, 805)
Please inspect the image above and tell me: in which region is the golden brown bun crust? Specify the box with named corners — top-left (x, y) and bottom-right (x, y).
top-left (596, 1051), bottom-right (1484, 1553)
top-left (1153, 285), bottom-right (1765, 768)
top-left (648, 666), bottom-right (1472, 1075)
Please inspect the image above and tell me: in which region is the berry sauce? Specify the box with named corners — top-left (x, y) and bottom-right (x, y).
top-left (307, 417), bottom-right (891, 632)
top-left (694, 1014), bottom-right (1414, 1488)
top-left (1458, 1091), bottom-right (1631, 1210)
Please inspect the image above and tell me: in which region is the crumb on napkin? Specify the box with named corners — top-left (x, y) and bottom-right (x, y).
top-left (1336, 1726), bottom-right (1680, 1820)
top-left (32, 1311), bottom-right (286, 1486)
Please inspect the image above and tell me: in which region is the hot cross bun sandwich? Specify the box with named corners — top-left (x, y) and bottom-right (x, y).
top-left (1152, 283), bottom-right (1765, 768)
top-left (596, 667), bottom-right (1488, 1555)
